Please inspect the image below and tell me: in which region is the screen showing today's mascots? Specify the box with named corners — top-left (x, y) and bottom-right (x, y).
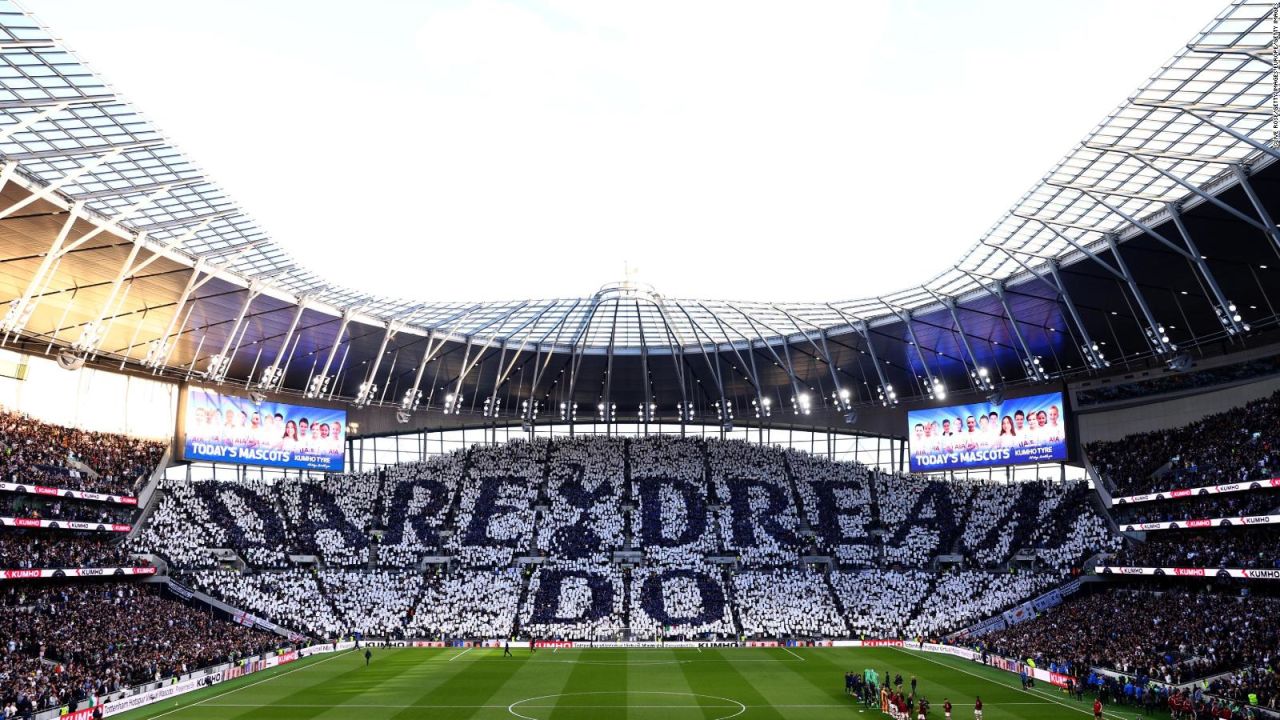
top-left (907, 391), bottom-right (1068, 472)
top-left (182, 387), bottom-right (347, 472)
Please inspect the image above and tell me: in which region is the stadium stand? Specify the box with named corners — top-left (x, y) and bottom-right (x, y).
top-left (0, 410), bottom-right (165, 497)
top-left (1088, 390), bottom-right (1280, 497)
top-left (404, 568), bottom-right (522, 639)
top-left (0, 534), bottom-right (141, 570)
top-left (376, 453), bottom-right (465, 567)
top-left (186, 569), bottom-right (343, 638)
top-left (1114, 526), bottom-right (1280, 569)
top-left (0, 583), bottom-right (279, 714)
top-left (122, 436), bottom-right (1120, 643)
top-left (982, 587), bottom-right (1280, 688)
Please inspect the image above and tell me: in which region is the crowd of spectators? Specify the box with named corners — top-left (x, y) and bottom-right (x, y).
top-left (629, 435), bottom-right (718, 563)
top-left (405, 568), bottom-right (521, 639)
top-left (876, 473), bottom-right (968, 568)
top-left (710, 441), bottom-right (805, 564)
top-left (132, 479), bottom-right (290, 569)
top-left (0, 495), bottom-right (134, 526)
top-left (279, 475), bottom-right (374, 567)
top-left (1114, 491), bottom-right (1280, 525)
top-left (788, 450), bottom-right (876, 565)
top-left (1089, 390), bottom-right (1279, 496)
top-left (0, 534), bottom-right (141, 569)
top-left (629, 563), bottom-right (735, 638)
top-left (377, 453), bottom-right (465, 567)
top-left (831, 569), bottom-right (929, 638)
top-left (123, 435), bottom-right (1120, 644)
top-left (982, 587), bottom-right (1280, 686)
top-left (318, 569), bottom-right (422, 638)
top-left (538, 437), bottom-right (625, 561)
top-left (905, 571), bottom-right (1058, 638)
top-left (519, 561), bottom-right (624, 639)
top-left (447, 440), bottom-right (542, 566)
top-left (732, 568), bottom-right (846, 638)
top-left (185, 569), bottom-right (343, 638)
top-left (1116, 526), bottom-right (1280, 569)
top-left (0, 583), bottom-right (279, 714)
top-left (0, 409), bottom-right (166, 496)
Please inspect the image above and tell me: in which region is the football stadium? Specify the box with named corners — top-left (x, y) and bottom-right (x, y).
top-left (0, 0), bottom-right (1278, 718)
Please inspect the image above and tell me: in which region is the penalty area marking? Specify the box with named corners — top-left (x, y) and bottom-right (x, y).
top-left (507, 691), bottom-right (747, 720)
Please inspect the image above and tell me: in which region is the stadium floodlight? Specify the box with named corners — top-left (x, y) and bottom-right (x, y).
top-left (141, 339), bottom-right (171, 369)
top-left (1082, 342), bottom-right (1109, 371)
top-left (71, 321), bottom-right (104, 355)
top-left (522, 399), bottom-right (540, 421)
top-left (400, 388), bottom-right (422, 412)
top-left (751, 397), bottom-right (771, 419)
top-left (1022, 355), bottom-right (1048, 383)
top-left (559, 402), bottom-right (577, 422)
top-left (926, 377), bottom-right (947, 401)
top-left (712, 400), bottom-right (733, 422)
top-left (676, 401), bottom-right (695, 422)
top-left (442, 393), bottom-right (463, 415)
top-left (831, 387), bottom-right (852, 411)
top-left (1143, 324), bottom-right (1177, 356)
top-left (482, 396), bottom-right (499, 418)
top-left (970, 366), bottom-right (995, 392)
top-left (1214, 302), bottom-right (1249, 336)
top-left (305, 374), bottom-right (330, 399)
top-left (791, 393), bottom-right (811, 415)
top-left (257, 364), bottom-right (284, 390)
top-left (353, 381), bottom-right (378, 408)
top-left (638, 402), bottom-right (657, 422)
top-left (0, 299), bottom-right (35, 335)
top-left (876, 384), bottom-right (897, 408)
top-left (204, 353), bottom-right (231, 383)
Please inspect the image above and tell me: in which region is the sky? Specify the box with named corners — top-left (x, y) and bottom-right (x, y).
top-left (23, 0), bottom-right (1225, 304)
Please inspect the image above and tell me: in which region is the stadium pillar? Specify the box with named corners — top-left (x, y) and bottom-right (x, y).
top-left (1104, 234), bottom-right (1176, 356)
top-left (1164, 203), bottom-right (1247, 336)
top-left (851, 320), bottom-right (895, 408)
top-left (1231, 165), bottom-right (1280, 254)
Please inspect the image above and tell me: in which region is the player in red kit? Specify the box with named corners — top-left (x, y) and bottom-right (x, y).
top-left (1093, 697), bottom-right (1102, 719)
top-left (974, 696), bottom-right (983, 719)
top-left (943, 698), bottom-right (952, 720)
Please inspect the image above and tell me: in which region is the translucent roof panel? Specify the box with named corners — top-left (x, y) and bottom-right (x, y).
top-left (0, 0), bottom-right (1273, 349)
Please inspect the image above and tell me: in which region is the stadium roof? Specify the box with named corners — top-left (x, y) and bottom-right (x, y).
top-left (0, 0), bottom-right (1277, 434)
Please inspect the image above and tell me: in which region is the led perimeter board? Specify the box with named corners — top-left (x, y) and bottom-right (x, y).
top-left (907, 391), bottom-right (1068, 472)
top-left (180, 387), bottom-right (346, 471)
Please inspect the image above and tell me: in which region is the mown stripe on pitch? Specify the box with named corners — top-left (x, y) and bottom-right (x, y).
top-left (545, 648), bottom-right (629, 720)
top-left (226, 648), bottom-right (446, 720)
top-left (678, 648), bottom-right (786, 720)
top-left (385, 648), bottom-right (531, 720)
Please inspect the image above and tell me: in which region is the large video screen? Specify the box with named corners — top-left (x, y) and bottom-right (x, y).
top-left (907, 391), bottom-right (1068, 472)
top-left (182, 387), bottom-right (346, 472)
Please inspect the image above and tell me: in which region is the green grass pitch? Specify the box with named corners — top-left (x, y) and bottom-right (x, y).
top-left (115, 647), bottom-right (1146, 720)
